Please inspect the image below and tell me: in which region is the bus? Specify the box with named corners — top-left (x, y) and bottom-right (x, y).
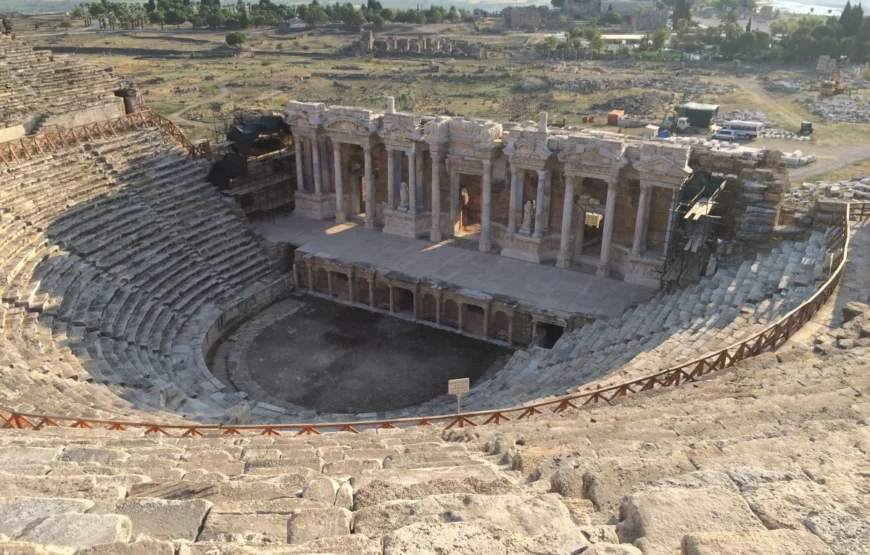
top-left (719, 120), bottom-right (765, 139)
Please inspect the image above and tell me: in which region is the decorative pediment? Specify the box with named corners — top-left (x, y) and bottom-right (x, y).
top-left (634, 142), bottom-right (691, 179)
top-left (504, 136), bottom-right (551, 161)
top-left (379, 112), bottom-right (424, 142)
top-left (324, 116), bottom-right (376, 135)
top-left (286, 100), bottom-right (326, 127)
top-left (323, 106), bottom-right (381, 135)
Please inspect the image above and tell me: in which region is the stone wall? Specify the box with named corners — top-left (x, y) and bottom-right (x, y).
top-left (358, 31), bottom-right (484, 59)
top-left (294, 251), bottom-right (589, 348)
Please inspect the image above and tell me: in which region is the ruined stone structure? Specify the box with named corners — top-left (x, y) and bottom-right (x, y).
top-left (508, 6), bottom-right (544, 29)
top-left (287, 99), bottom-right (748, 288)
top-left (0, 35), bottom-right (136, 142)
top-left (597, 0), bottom-right (669, 31)
top-left (0, 38), bottom-right (866, 555)
top-left (358, 31), bottom-right (484, 59)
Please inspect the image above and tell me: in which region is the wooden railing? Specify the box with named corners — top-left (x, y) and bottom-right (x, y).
top-left (0, 109), bottom-right (211, 166)
top-left (0, 205), bottom-right (857, 437)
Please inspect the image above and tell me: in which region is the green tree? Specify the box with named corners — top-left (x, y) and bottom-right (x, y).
top-left (371, 14), bottom-right (385, 29)
top-left (304, 5), bottom-right (328, 27)
top-left (551, 0), bottom-right (566, 8)
top-left (651, 26), bottom-right (670, 50)
top-left (537, 35), bottom-right (559, 59)
top-left (58, 18), bottom-right (72, 30)
top-left (149, 8), bottom-right (165, 30)
top-left (590, 33), bottom-right (605, 52)
top-left (601, 5), bottom-right (623, 25)
top-left (226, 31), bottom-right (246, 47)
top-left (165, 8), bottom-right (186, 28)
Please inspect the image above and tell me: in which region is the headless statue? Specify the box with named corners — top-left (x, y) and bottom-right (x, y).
top-left (520, 200), bottom-right (534, 234)
top-left (399, 181), bottom-right (409, 211)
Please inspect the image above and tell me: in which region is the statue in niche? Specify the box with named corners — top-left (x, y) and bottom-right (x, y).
top-left (520, 200), bottom-right (534, 234)
top-left (399, 181), bottom-right (409, 211)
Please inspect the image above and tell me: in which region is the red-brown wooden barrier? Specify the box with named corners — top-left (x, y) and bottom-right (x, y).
top-left (0, 205), bottom-right (859, 437)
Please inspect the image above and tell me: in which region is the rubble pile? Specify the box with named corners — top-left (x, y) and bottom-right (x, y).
top-left (758, 129), bottom-right (812, 141)
top-left (797, 95), bottom-right (870, 123)
top-left (590, 91), bottom-right (671, 115)
top-left (787, 176), bottom-right (870, 209)
top-left (764, 79), bottom-right (806, 92)
top-left (714, 110), bottom-right (776, 126)
top-left (553, 76), bottom-right (730, 97)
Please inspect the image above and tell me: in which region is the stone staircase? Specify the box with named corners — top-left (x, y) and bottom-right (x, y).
top-left (1, 301), bottom-right (867, 554)
top-left (383, 232), bottom-right (834, 418)
top-left (0, 36), bottom-right (123, 132)
top-left (0, 128), bottom-right (282, 422)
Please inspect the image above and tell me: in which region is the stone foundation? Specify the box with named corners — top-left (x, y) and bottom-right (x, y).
top-left (295, 191), bottom-right (336, 220)
top-left (382, 209), bottom-right (432, 239)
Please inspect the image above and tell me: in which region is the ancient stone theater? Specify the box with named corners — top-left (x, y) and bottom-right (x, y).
top-left (0, 32), bottom-right (867, 555)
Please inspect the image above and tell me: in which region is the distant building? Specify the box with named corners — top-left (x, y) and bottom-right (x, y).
top-left (598, 0), bottom-right (668, 31)
top-left (508, 6), bottom-right (543, 30)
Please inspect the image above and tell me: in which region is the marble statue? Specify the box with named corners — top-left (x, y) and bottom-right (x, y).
top-left (399, 181), bottom-right (409, 211)
top-left (520, 200), bottom-right (534, 234)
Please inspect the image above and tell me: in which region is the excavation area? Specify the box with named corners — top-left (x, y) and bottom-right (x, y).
top-left (236, 296), bottom-right (512, 414)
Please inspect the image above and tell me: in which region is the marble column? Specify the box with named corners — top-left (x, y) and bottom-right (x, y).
top-left (294, 135), bottom-right (304, 194)
top-left (597, 180), bottom-right (618, 277)
top-left (430, 150), bottom-right (442, 242)
top-left (575, 208), bottom-right (586, 259)
top-left (363, 146), bottom-right (374, 229)
top-left (663, 187), bottom-right (680, 260)
top-left (557, 175), bottom-right (576, 269)
top-left (386, 149), bottom-right (395, 210)
top-left (542, 170), bottom-right (552, 234)
top-left (416, 149), bottom-right (424, 210)
top-left (333, 143), bottom-right (344, 223)
top-left (533, 169), bottom-right (547, 237)
top-left (449, 167), bottom-right (459, 234)
top-left (311, 138), bottom-right (322, 194)
top-left (508, 167), bottom-right (519, 234)
top-left (632, 183), bottom-right (653, 257)
top-left (320, 139), bottom-right (330, 192)
top-left (479, 159), bottom-right (492, 253)
top-left (406, 150), bottom-right (417, 213)
top-left (303, 138), bottom-right (313, 192)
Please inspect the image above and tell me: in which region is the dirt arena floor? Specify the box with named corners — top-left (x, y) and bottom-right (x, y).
top-left (244, 295), bottom-right (512, 414)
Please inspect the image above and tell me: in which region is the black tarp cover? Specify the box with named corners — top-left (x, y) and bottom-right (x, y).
top-left (226, 115), bottom-right (287, 156)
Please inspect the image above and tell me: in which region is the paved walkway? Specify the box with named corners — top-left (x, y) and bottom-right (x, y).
top-left (257, 216), bottom-right (655, 318)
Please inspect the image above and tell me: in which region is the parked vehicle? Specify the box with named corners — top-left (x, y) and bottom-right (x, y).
top-left (719, 120), bottom-right (764, 139)
top-left (711, 129), bottom-right (738, 141)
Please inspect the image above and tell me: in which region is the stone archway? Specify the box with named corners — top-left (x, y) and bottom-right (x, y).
top-left (315, 268), bottom-right (329, 294)
top-left (491, 310), bottom-right (510, 342)
top-left (420, 293), bottom-right (438, 322)
top-left (443, 299), bottom-right (459, 329)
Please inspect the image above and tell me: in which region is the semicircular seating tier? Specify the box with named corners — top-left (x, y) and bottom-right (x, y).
top-left (0, 36), bottom-right (127, 136)
top-left (0, 127), bottom-right (280, 422)
top-left (222, 230), bottom-right (835, 422)
top-left (0, 123), bottom-right (841, 426)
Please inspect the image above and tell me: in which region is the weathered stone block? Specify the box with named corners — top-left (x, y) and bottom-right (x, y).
top-left (617, 487), bottom-right (764, 555)
top-left (93, 498), bottom-right (212, 541)
top-left (682, 529), bottom-right (835, 555)
top-left (17, 514), bottom-right (132, 550)
top-left (286, 507), bottom-right (352, 544)
top-left (0, 498), bottom-right (93, 538)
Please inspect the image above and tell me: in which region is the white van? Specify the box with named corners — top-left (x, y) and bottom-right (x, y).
top-left (720, 120), bottom-right (764, 139)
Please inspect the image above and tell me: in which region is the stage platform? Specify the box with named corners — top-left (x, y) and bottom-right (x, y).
top-left (257, 216), bottom-right (656, 319)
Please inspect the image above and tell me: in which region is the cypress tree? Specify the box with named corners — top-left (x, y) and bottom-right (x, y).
top-left (839, 0), bottom-right (852, 26)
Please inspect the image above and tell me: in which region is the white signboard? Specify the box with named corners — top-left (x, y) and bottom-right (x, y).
top-left (448, 378), bottom-right (470, 397)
